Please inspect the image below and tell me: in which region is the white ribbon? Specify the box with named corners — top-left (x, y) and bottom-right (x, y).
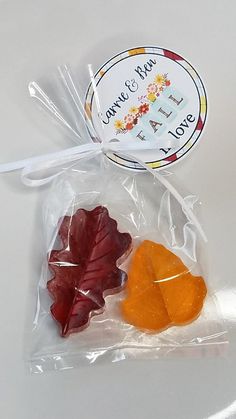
top-left (0, 140), bottom-right (207, 242)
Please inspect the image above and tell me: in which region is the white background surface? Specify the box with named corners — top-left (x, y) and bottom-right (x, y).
top-left (0, 1), bottom-right (236, 418)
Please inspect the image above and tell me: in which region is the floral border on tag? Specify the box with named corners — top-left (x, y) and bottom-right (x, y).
top-left (114, 73), bottom-right (171, 134)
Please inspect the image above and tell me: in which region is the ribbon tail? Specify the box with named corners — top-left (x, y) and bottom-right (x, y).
top-left (0, 136), bottom-right (207, 242)
top-left (0, 143), bottom-right (101, 186)
top-left (21, 149), bottom-right (101, 187)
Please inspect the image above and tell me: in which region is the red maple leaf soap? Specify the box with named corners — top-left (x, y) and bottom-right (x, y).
top-left (47, 206), bottom-right (132, 337)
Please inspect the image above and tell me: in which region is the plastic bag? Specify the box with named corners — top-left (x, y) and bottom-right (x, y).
top-left (28, 156), bottom-right (227, 373)
top-left (0, 61), bottom-right (227, 373)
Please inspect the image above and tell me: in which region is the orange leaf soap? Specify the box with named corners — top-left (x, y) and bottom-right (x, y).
top-left (121, 240), bottom-right (207, 332)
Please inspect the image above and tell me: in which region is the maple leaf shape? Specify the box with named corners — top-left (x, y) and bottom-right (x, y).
top-left (47, 206), bottom-right (132, 337)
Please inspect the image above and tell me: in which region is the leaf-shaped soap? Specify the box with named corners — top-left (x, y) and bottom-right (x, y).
top-left (122, 240), bottom-right (207, 332)
top-left (48, 206), bottom-right (132, 337)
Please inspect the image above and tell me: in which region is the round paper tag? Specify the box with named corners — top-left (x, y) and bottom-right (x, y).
top-left (85, 46), bottom-right (207, 170)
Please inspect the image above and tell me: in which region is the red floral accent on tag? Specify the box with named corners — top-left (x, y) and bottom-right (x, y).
top-left (196, 116), bottom-right (203, 131)
top-left (163, 50), bottom-right (183, 61)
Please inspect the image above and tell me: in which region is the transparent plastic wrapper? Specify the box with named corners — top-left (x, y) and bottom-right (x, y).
top-left (0, 63), bottom-right (228, 373)
top-left (27, 153), bottom-right (227, 373)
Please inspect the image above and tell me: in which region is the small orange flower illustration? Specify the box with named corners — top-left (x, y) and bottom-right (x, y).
top-left (139, 103), bottom-right (149, 114)
top-left (125, 123), bottom-right (134, 130)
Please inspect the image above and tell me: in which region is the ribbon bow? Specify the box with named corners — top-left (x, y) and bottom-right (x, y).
top-left (0, 64), bottom-right (207, 242)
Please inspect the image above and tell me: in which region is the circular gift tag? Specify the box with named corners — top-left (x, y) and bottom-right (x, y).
top-left (85, 46), bottom-right (207, 170)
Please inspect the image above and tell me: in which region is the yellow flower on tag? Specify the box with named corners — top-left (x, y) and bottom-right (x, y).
top-left (129, 106), bottom-right (139, 115)
top-left (114, 120), bottom-right (124, 130)
top-left (147, 93), bottom-right (156, 102)
top-left (155, 74), bottom-right (165, 85)
top-left (200, 96), bottom-right (207, 114)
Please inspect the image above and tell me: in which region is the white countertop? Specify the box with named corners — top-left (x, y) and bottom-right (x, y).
top-left (0, 1), bottom-right (236, 418)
